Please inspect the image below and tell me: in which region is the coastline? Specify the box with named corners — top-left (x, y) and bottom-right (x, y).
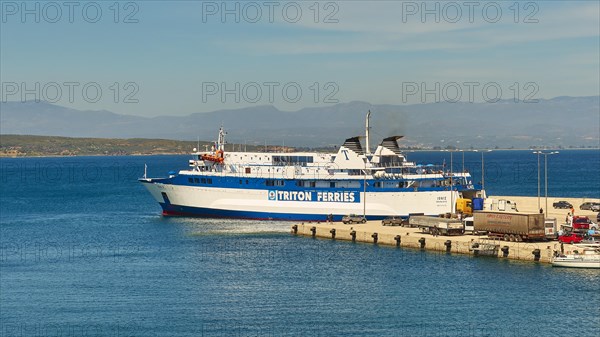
top-left (0, 152), bottom-right (191, 159)
top-left (3, 147), bottom-right (598, 160)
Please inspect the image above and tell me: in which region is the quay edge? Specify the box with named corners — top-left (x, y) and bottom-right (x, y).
top-left (291, 221), bottom-right (573, 264)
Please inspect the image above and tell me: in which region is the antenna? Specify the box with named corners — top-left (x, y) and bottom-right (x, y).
top-left (217, 126), bottom-right (227, 151)
top-left (365, 110), bottom-right (372, 155)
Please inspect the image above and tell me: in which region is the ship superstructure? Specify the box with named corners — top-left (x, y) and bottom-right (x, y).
top-left (140, 112), bottom-right (484, 221)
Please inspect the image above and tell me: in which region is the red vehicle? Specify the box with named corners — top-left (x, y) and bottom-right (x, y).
top-left (558, 233), bottom-right (583, 244)
top-left (572, 216), bottom-right (591, 232)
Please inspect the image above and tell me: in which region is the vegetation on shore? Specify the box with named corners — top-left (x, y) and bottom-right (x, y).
top-left (0, 135), bottom-right (291, 157)
top-left (1, 135), bottom-right (597, 157)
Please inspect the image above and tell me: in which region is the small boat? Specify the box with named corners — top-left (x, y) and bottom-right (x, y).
top-left (574, 242), bottom-right (600, 248)
top-left (552, 246), bottom-right (600, 269)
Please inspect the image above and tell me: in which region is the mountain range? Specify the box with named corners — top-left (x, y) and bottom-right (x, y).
top-left (1, 97), bottom-right (599, 148)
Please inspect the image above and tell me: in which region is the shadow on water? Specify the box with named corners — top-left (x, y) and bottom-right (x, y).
top-left (157, 216), bottom-right (293, 236)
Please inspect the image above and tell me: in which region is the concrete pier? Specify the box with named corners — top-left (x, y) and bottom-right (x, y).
top-left (291, 196), bottom-right (600, 264)
top-left (292, 221), bottom-right (561, 263)
top-left (490, 195), bottom-right (599, 220)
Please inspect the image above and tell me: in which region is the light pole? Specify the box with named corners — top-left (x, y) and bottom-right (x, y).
top-left (537, 151), bottom-right (559, 218)
top-left (450, 149), bottom-right (454, 213)
top-left (363, 158), bottom-right (367, 219)
top-left (474, 150), bottom-right (492, 192)
top-left (442, 149), bottom-right (454, 213)
top-left (532, 151), bottom-right (542, 210)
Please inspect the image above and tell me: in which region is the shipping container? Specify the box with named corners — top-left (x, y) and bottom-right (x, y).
top-left (473, 211), bottom-right (545, 241)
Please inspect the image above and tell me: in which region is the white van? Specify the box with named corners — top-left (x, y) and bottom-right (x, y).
top-left (544, 218), bottom-right (557, 239)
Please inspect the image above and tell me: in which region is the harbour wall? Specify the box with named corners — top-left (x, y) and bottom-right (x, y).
top-left (291, 196), bottom-right (600, 264)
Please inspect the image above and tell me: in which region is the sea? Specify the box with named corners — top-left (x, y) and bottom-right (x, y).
top-left (1, 150), bottom-right (599, 337)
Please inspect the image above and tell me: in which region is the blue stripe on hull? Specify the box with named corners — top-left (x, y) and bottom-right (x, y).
top-left (159, 203), bottom-right (388, 222)
top-left (145, 175), bottom-right (482, 194)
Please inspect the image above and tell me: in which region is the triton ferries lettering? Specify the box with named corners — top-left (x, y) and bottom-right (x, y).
top-left (268, 190), bottom-right (359, 203)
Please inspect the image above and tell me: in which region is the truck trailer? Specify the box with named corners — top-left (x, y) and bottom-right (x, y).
top-left (409, 215), bottom-right (465, 236)
top-left (473, 211), bottom-right (545, 242)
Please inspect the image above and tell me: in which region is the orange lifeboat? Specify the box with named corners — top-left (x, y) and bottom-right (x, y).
top-left (201, 150), bottom-right (224, 163)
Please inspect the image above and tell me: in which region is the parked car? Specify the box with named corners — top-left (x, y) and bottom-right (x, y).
top-left (558, 233), bottom-right (583, 244)
top-left (572, 216), bottom-right (591, 233)
top-left (381, 216), bottom-right (403, 226)
top-left (342, 214), bottom-right (366, 224)
top-left (580, 202), bottom-right (600, 210)
top-left (597, 213), bottom-right (600, 222)
top-left (553, 201), bottom-right (573, 209)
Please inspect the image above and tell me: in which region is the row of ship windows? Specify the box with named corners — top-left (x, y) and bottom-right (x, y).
top-left (187, 177), bottom-right (451, 189)
top-left (188, 177), bottom-right (213, 184)
top-left (187, 177), bottom-right (326, 188)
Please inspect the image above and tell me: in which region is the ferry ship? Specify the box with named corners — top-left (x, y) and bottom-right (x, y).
top-left (139, 112), bottom-right (485, 221)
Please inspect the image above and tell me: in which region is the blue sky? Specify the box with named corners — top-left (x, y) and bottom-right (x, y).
top-left (1, 0), bottom-right (598, 116)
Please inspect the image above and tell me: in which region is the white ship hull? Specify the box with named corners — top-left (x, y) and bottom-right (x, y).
top-left (141, 181), bottom-right (460, 221)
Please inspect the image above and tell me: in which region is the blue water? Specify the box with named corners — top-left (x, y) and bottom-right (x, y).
top-left (407, 149), bottom-right (600, 198)
top-left (1, 151), bottom-right (599, 336)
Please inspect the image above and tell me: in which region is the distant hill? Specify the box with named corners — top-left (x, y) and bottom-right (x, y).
top-left (0, 135), bottom-right (283, 157)
top-left (1, 97), bottom-right (599, 148)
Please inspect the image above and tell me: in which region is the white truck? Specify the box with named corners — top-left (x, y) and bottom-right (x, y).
top-left (483, 198), bottom-right (518, 212)
top-left (463, 216), bottom-right (485, 235)
top-left (409, 215), bottom-right (465, 236)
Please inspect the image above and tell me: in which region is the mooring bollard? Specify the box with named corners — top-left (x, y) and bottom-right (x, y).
top-left (291, 225), bottom-right (298, 234)
top-left (310, 226), bottom-right (316, 237)
top-left (532, 249), bottom-right (541, 261)
top-left (418, 237), bottom-right (426, 249)
top-left (444, 240), bottom-right (452, 253)
top-left (350, 230), bottom-right (356, 242)
top-left (394, 235), bottom-right (401, 247)
top-left (501, 246), bottom-right (509, 258)
top-left (371, 232), bottom-right (378, 243)
top-left (330, 228), bottom-right (336, 239)
top-left (472, 242), bottom-right (480, 256)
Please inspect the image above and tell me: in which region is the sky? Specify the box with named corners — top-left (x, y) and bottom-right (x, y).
top-left (1, 0), bottom-right (599, 117)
